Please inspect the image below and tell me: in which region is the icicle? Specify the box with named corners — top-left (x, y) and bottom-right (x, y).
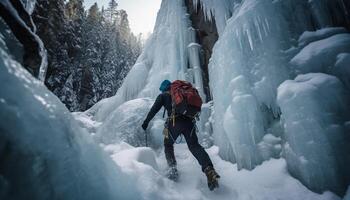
top-left (246, 27), bottom-right (254, 51)
top-left (255, 17), bottom-right (263, 43)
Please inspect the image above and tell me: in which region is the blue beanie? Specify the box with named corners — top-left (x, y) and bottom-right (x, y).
top-left (159, 80), bottom-right (171, 92)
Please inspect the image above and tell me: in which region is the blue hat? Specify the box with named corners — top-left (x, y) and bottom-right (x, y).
top-left (159, 80), bottom-right (171, 92)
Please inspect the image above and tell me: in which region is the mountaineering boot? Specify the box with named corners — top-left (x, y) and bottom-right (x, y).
top-left (166, 166), bottom-right (179, 181)
top-left (204, 166), bottom-right (220, 191)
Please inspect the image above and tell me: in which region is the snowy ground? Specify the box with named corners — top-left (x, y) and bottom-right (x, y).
top-left (102, 142), bottom-right (340, 200)
top-left (74, 97), bottom-right (342, 200)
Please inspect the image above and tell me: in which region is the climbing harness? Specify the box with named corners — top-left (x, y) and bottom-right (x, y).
top-left (164, 117), bottom-right (182, 144)
top-left (164, 117), bottom-right (199, 144)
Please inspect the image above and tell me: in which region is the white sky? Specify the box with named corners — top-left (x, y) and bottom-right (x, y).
top-left (84, 0), bottom-right (162, 36)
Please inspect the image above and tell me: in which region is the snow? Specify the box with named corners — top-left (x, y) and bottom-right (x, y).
top-left (277, 73), bottom-right (350, 195)
top-left (99, 142), bottom-right (341, 200)
top-left (291, 33), bottom-right (350, 74)
top-left (0, 35), bottom-right (140, 200)
top-left (298, 27), bottom-right (348, 47)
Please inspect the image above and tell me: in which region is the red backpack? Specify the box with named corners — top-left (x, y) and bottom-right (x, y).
top-left (170, 80), bottom-right (203, 118)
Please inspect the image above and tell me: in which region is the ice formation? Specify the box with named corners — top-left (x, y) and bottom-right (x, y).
top-left (1, 0), bottom-right (350, 198)
top-left (97, 98), bottom-right (165, 148)
top-left (291, 32), bottom-right (350, 75)
top-left (0, 0), bottom-right (48, 81)
top-left (191, 0), bottom-right (235, 35)
top-left (278, 73), bottom-right (350, 195)
top-left (87, 0), bottom-right (205, 122)
top-left (15, 0), bottom-right (345, 197)
top-left (202, 0), bottom-right (350, 195)
top-left (208, 0), bottom-right (290, 169)
top-left (0, 34), bottom-right (139, 200)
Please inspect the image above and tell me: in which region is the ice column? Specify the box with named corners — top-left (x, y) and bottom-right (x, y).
top-left (187, 26), bottom-right (205, 100)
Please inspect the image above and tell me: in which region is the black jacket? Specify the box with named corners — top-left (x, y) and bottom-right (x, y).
top-left (144, 92), bottom-right (172, 125)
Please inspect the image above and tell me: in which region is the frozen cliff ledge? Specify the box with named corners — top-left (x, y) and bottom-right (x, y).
top-left (0, 39), bottom-right (139, 200)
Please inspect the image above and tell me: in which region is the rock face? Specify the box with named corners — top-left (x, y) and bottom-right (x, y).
top-left (185, 0), bottom-right (219, 101)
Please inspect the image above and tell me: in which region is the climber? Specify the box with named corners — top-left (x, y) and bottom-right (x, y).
top-left (141, 80), bottom-right (220, 190)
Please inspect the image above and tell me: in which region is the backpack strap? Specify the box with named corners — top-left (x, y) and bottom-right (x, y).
top-left (162, 91), bottom-right (170, 119)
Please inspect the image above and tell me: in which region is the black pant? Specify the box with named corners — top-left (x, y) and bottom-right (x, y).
top-left (164, 117), bottom-right (213, 172)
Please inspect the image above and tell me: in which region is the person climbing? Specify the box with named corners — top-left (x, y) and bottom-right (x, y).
top-left (141, 80), bottom-right (220, 190)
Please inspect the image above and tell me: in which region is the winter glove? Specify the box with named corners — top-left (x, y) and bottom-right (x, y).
top-left (142, 121), bottom-right (148, 130)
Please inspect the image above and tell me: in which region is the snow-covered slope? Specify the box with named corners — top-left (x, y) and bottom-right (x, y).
top-left (103, 142), bottom-right (340, 200)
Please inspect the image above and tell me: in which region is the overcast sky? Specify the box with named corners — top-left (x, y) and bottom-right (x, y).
top-left (84, 0), bottom-right (162, 36)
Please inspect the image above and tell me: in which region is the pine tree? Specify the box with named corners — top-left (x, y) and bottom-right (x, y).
top-left (33, 0), bottom-right (70, 93)
top-left (31, 0), bottom-right (141, 111)
top-left (106, 0), bottom-right (119, 23)
top-left (33, 0), bottom-right (82, 111)
top-left (118, 10), bottom-right (131, 41)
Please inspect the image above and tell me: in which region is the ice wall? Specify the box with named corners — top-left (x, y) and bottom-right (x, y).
top-left (280, 28), bottom-right (350, 196)
top-left (206, 0), bottom-right (350, 195)
top-left (88, 0), bottom-right (205, 122)
top-left (277, 73), bottom-right (350, 195)
top-left (208, 0), bottom-right (290, 169)
top-left (0, 35), bottom-right (139, 200)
